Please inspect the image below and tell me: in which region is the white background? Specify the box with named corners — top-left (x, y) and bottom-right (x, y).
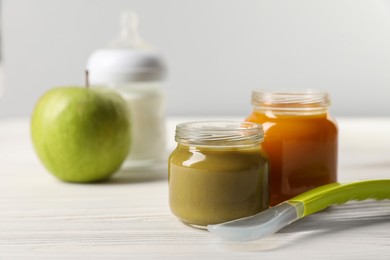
top-left (1, 0), bottom-right (390, 118)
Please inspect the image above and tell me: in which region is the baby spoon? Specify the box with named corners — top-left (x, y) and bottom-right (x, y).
top-left (208, 180), bottom-right (390, 241)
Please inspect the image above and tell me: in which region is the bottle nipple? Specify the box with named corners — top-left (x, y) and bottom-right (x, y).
top-left (110, 10), bottom-right (148, 49)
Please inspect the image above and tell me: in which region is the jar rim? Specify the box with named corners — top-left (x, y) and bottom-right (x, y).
top-left (175, 121), bottom-right (264, 146)
top-left (252, 90), bottom-right (331, 109)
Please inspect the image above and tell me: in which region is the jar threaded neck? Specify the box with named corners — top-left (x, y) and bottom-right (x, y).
top-left (252, 90), bottom-right (331, 113)
top-left (175, 121), bottom-right (263, 146)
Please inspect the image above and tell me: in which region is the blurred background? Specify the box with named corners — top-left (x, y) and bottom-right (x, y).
top-left (1, 0), bottom-right (390, 118)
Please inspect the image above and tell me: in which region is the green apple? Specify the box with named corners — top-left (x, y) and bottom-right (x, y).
top-left (31, 86), bottom-right (131, 183)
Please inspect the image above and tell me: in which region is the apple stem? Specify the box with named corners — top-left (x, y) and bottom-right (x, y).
top-left (85, 70), bottom-right (90, 89)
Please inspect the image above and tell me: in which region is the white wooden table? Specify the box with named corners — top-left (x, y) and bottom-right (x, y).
top-left (1, 117), bottom-right (389, 259)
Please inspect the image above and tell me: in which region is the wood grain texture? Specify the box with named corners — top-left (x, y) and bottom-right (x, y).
top-left (0, 117), bottom-right (389, 259)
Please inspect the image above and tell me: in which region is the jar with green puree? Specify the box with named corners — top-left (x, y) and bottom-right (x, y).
top-left (168, 121), bottom-right (269, 228)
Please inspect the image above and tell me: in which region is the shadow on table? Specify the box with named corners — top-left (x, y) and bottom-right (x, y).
top-left (103, 163), bottom-right (168, 185)
top-left (220, 200), bottom-right (390, 251)
top-left (281, 200), bottom-right (390, 231)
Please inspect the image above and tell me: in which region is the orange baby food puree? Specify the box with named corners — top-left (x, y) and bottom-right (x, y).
top-left (246, 91), bottom-right (338, 206)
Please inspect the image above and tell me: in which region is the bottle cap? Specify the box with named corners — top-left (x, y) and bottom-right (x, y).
top-left (87, 10), bottom-right (166, 84)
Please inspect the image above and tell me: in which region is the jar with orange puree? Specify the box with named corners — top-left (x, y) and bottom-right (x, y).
top-left (246, 90), bottom-right (338, 206)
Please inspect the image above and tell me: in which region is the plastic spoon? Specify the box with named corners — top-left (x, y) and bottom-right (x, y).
top-left (208, 179), bottom-right (390, 242)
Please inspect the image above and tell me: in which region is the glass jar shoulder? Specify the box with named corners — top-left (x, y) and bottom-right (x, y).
top-left (246, 111), bottom-right (337, 136)
top-left (169, 144), bottom-right (267, 172)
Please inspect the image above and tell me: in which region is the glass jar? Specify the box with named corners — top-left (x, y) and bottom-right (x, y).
top-left (168, 121), bottom-right (269, 228)
top-left (246, 90), bottom-right (338, 206)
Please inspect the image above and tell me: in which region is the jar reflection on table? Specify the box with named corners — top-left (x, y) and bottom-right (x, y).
top-left (168, 122), bottom-right (269, 228)
top-left (246, 90), bottom-right (338, 206)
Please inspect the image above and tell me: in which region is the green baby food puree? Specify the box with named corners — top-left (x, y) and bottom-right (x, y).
top-left (169, 144), bottom-right (268, 227)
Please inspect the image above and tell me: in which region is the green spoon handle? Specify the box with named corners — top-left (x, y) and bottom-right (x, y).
top-left (289, 180), bottom-right (390, 217)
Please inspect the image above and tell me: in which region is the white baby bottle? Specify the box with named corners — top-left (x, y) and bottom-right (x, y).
top-left (87, 10), bottom-right (166, 168)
